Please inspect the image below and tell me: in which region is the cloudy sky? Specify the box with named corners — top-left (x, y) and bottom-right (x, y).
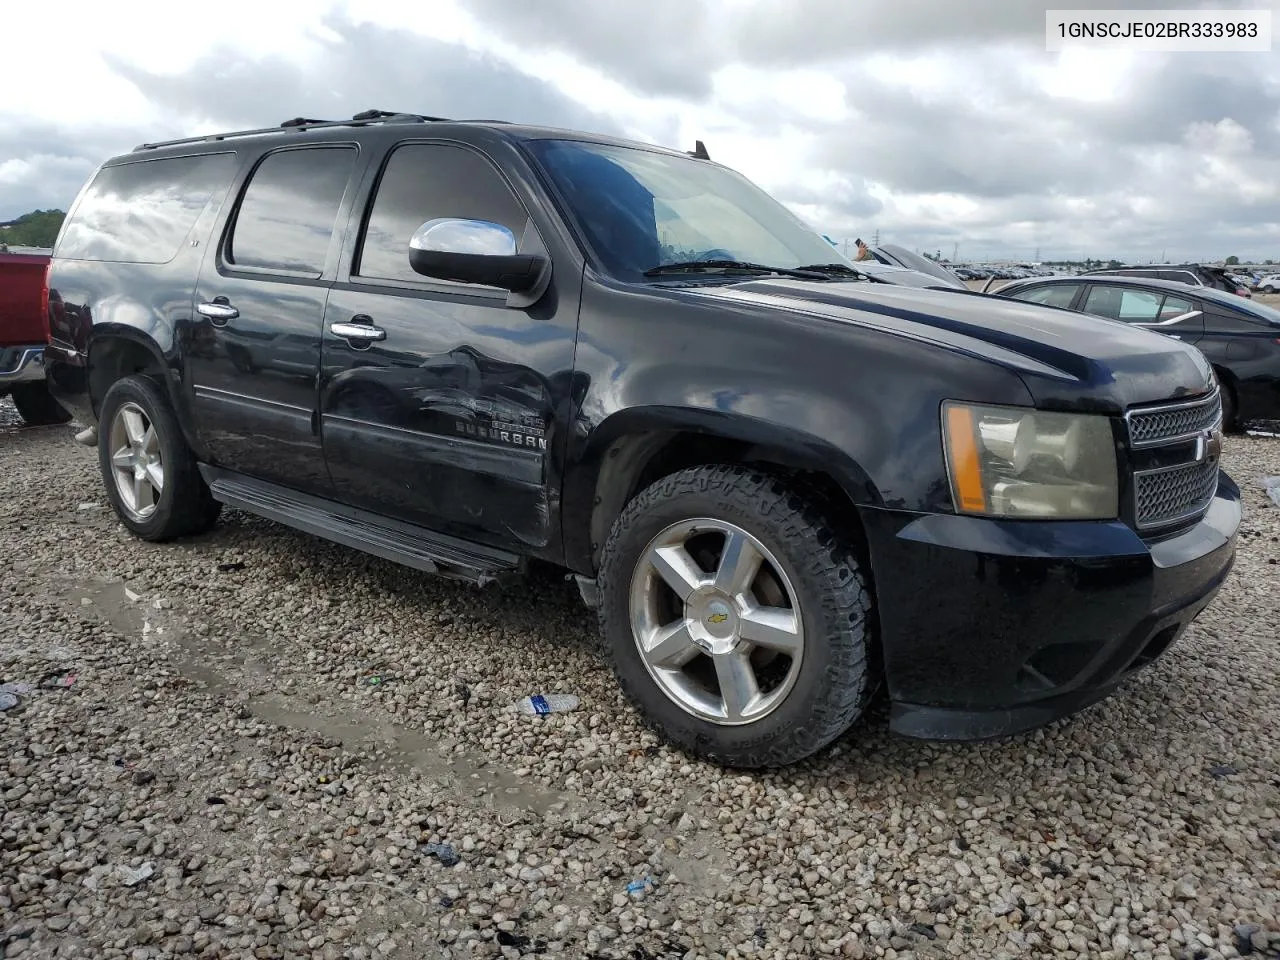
top-left (4, 0), bottom-right (1279, 262)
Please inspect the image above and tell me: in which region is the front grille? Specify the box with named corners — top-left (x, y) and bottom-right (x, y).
top-left (1126, 387), bottom-right (1223, 532)
top-left (1134, 459), bottom-right (1220, 529)
top-left (1126, 388), bottom-right (1221, 446)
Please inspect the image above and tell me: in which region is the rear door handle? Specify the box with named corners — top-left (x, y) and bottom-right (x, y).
top-left (197, 298), bottom-right (239, 326)
top-left (330, 320), bottom-right (386, 342)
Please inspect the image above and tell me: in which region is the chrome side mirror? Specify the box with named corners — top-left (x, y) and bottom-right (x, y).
top-left (410, 218), bottom-right (518, 258)
top-left (407, 217), bottom-right (548, 300)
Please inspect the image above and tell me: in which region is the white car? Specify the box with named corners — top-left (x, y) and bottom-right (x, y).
top-left (1255, 274), bottom-right (1280, 294)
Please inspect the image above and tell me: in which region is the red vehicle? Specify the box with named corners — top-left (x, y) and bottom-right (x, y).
top-left (0, 248), bottom-right (70, 424)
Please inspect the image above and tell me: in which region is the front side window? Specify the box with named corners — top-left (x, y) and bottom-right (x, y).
top-left (1010, 284), bottom-right (1080, 308)
top-left (227, 147), bottom-right (357, 276)
top-left (356, 143), bottom-right (529, 286)
top-left (526, 138), bottom-right (852, 281)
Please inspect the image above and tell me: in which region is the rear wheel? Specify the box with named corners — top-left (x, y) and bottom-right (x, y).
top-left (1219, 379), bottom-right (1243, 434)
top-left (596, 465), bottom-right (875, 768)
top-left (10, 382), bottom-right (71, 426)
top-left (98, 375), bottom-right (221, 541)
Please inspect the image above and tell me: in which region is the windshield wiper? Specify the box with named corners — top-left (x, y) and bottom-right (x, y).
top-left (792, 262), bottom-right (879, 280)
top-left (643, 259), bottom-right (832, 281)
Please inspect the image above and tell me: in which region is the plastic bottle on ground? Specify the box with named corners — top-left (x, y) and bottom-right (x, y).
top-left (506, 694), bottom-right (580, 715)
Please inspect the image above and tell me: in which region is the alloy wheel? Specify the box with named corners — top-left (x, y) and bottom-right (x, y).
top-left (628, 518), bottom-right (804, 725)
top-left (108, 401), bottom-right (165, 520)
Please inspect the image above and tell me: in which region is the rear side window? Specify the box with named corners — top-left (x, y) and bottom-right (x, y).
top-left (1009, 284), bottom-right (1080, 308)
top-left (56, 153), bottom-right (237, 264)
top-left (356, 143), bottom-right (529, 285)
top-left (227, 147), bottom-right (357, 277)
top-left (1159, 295), bottom-right (1194, 320)
top-left (1155, 270), bottom-right (1198, 285)
top-left (1083, 285), bottom-right (1163, 322)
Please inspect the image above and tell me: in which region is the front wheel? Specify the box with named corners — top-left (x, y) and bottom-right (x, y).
top-left (98, 375), bottom-right (221, 541)
top-left (596, 465), bottom-right (875, 768)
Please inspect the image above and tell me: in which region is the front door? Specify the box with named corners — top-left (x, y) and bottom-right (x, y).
top-left (187, 144), bottom-right (361, 493)
top-left (319, 140), bottom-right (579, 553)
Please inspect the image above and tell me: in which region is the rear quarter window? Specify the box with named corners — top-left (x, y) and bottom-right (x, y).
top-left (56, 153), bottom-right (237, 264)
top-left (1009, 283), bottom-right (1080, 308)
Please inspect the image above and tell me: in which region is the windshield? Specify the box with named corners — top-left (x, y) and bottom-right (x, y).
top-left (525, 138), bottom-right (854, 281)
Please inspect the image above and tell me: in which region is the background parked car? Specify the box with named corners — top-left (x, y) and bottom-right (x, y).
top-left (1082, 263), bottom-right (1252, 298)
top-left (1254, 274), bottom-right (1280, 294)
top-left (0, 248), bottom-right (71, 425)
top-left (994, 274), bottom-right (1280, 430)
top-left (866, 243), bottom-right (967, 289)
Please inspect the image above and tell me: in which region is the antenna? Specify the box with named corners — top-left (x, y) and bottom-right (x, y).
top-left (689, 140), bottom-right (711, 160)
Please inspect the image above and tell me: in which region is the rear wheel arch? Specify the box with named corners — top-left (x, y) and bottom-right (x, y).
top-left (87, 329), bottom-right (204, 453)
top-left (1211, 365), bottom-right (1242, 431)
top-left (88, 330), bottom-right (168, 414)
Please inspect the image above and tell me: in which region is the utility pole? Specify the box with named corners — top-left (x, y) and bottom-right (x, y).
top-left (872, 229), bottom-right (880, 246)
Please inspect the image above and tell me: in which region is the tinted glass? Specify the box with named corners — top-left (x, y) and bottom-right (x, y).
top-left (1158, 295), bottom-right (1194, 319)
top-left (1010, 283), bottom-right (1080, 308)
top-left (1154, 270), bottom-right (1197, 285)
top-left (228, 147), bottom-right (356, 276)
top-left (57, 153), bottom-right (237, 264)
top-left (357, 143), bottom-right (528, 285)
top-left (527, 138), bottom-right (855, 281)
top-left (1083, 285), bottom-right (1162, 322)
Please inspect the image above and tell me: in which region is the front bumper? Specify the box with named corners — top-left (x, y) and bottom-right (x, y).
top-left (861, 472), bottom-right (1241, 741)
top-left (0, 345), bottom-right (46, 388)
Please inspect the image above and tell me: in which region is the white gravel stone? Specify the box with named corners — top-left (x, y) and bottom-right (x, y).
top-left (2, 400), bottom-right (1279, 959)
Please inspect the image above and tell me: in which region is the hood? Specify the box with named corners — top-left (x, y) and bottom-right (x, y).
top-left (682, 279), bottom-right (1215, 413)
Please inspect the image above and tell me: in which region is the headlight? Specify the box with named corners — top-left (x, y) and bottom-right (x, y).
top-left (941, 402), bottom-right (1118, 520)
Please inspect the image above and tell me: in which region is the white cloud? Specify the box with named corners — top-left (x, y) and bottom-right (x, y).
top-left (2, 0), bottom-right (1280, 261)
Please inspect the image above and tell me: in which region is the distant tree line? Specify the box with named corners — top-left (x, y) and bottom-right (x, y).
top-left (0, 209), bottom-right (65, 249)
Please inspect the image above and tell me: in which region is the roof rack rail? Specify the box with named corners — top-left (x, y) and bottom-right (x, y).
top-left (133, 109), bottom-right (455, 152)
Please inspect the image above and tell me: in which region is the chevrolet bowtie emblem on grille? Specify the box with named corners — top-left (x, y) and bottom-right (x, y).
top-left (1194, 425), bottom-right (1223, 463)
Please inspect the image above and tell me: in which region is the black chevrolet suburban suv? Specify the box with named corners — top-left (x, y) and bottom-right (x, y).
top-left (44, 110), bottom-right (1241, 768)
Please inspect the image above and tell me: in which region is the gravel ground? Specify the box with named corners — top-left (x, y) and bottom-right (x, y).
top-left (1, 397), bottom-right (1278, 960)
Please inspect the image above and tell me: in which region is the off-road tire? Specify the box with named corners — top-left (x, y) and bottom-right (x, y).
top-left (98, 375), bottom-right (221, 541)
top-left (596, 464), bottom-right (875, 768)
top-left (10, 382), bottom-right (72, 426)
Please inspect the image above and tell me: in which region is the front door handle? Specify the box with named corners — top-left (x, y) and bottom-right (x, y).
top-left (197, 298), bottom-right (239, 326)
top-left (330, 321), bottom-right (387, 342)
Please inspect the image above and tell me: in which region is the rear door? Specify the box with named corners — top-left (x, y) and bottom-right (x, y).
top-left (1079, 283), bottom-right (1204, 343)
top-left (187, 144), bottom-right (362, 493)
top-left (318, 139), bottom-right (578, 552)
